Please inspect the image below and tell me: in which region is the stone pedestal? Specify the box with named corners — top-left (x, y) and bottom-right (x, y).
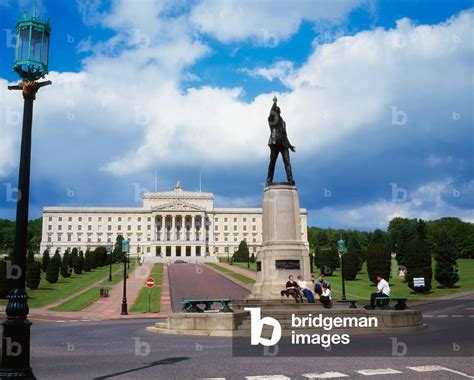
top-left (248, 184), bottom-right (310, 299)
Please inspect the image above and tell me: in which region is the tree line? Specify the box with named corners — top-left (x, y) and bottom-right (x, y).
top-left (0, 235), bottom-right (129, 298)
top-left (308, 216), bottom-right (471, 291)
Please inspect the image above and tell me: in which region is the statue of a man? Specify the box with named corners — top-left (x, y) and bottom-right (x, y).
top-left (266, 96), bottom-right (296, 186)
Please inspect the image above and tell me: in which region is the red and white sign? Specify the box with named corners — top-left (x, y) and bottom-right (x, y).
top-left (146, 278), bottom-right (155, 288)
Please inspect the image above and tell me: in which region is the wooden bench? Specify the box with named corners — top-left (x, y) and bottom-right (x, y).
top-left (181, 298), bottom-right (233, 313)
top-left (375, 296), bottom-right (408, 310)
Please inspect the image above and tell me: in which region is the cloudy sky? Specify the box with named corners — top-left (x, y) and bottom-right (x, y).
top-left (0, 0), bottom-right (472, 230)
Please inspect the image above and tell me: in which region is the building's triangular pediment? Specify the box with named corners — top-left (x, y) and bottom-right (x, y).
top-left (151, 201), bottom-right (205, 212)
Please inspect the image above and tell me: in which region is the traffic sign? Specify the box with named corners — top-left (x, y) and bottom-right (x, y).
top-left (146, 278), bottom-right (155, 288)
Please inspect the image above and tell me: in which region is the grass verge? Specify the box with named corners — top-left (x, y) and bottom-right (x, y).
top-left (206, 262), bottom-right (256, 285)
top-left (130, 263), bottom-right (163, 313)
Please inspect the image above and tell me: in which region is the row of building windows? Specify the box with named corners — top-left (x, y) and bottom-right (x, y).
top-left (49, 216), bottom-right (153, 223)
top-left (215, 217), bottom-right (257, 223)
top-left (215, 225), bottom-right (257, 231)
top-left (48, 215), bottom-right (260, 223)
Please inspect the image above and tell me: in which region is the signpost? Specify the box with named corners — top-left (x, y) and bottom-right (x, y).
top-left (413, 277), bottom-right (425, 288)
top-left (146, 278), bottom-right (155, 312)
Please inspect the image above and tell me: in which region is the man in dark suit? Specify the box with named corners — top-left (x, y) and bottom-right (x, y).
top-left (266, 96), bottom-right (296, 186)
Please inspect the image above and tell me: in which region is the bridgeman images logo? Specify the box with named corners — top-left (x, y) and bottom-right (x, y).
top-left (245, 307), bottom-right (379, 349)
top-left (245, 307), bottom-right (282, 346)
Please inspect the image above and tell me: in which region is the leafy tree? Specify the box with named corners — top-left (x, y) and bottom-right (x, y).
top-left (113, 235), bottom-right (125, 263)
top-left (433, 229), bottom-right (460, 288)
top-left (41, 250), bottom-right (50, 273)
top-left (84, 249), bottom-right (92, 272)
top-left (342, 246), bottom-right (359, 280)
top-left (95, 246), bottom-right (108, 267)
top-left (250, 253), bottom-right (256, 263)
top-left (366, 242), bottom-right (391, 284)
top-left (90, 249), bottom-right (98, 269)
top-left (233, 240), bottom-right (250, 263)
top-left (313, 245), bottom-right (322, 269)
top-left (73, 251), bottom-right (84, 274)
top-left (387, 217), bottom-right (418, 258)
top-left (329, 245), bottom-right (340, 270)
top-left (347, 237), bottom-right (364, 272)
top-left (46, 252), bottom-right (61, 283)
top-left (318, 248), bottom-right (335, 276)
top-left (405, 239), bottom-right (432, 292)
top-left (26, 256), bottom-right (41, 290)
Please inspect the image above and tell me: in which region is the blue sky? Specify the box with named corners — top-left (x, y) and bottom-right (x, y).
top-left (0, 0), bottom-right (473, 230)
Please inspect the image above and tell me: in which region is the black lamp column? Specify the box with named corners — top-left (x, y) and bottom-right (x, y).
top-left (121, 239), bottom-right (129, 315)
top-left (1, 80), bottom-right (50, 379)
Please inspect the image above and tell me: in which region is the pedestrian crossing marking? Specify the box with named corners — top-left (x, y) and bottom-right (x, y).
top-left (246, 377), bottom-right (290, 380)
top-left (356, 368), bottom-right (403, 376)
top-left (302, 372), bottom-right (349, 378)
top-left (408, 366), bottom-right (474, 379)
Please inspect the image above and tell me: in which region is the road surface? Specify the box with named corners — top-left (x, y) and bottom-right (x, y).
top-left (167, 263), bottom-right (250, 312)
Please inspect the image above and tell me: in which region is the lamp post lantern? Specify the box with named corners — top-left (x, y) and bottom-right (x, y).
top-left (121, 239), bottom-right (129, 315)
top-left (337, 238), bottom-right (347, 301)
top-left (0, 10), bottom-right (51, 380)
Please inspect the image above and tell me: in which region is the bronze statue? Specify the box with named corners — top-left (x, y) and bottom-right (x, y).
top-left (266, 96), bottom-right (296, 186)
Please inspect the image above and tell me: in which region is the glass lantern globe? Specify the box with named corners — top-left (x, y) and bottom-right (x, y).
top-left (13, 13), bottom-right (51, 81)
top-left (337, 239), bottom-right (346, 255)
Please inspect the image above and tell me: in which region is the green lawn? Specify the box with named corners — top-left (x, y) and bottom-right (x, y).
top-left (24, 263), bottom-right (124, 309)
top-left (51, 286), bottom-right (101, 312)
top-left (206, 262), bottom-right (256, 285)
top-left (51, 260), bottom-right (137, 312)
top-left (232, 261), bottom-right (257, 272)
top-left (319, 259), bottom-right (474, 302)
top-left (130, 263), bottom-right (163, 313)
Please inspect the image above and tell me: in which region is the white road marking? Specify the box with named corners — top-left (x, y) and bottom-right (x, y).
top-left (424, 315), bottom-right (433, 317)
top-left (56, 320), bottom-right (67, 323)
top-left (246, 377), bottom-right (290, 380)
top-left (452, 315), bottom-right (464, 317)
top-left (302, 372), bottom-right (349, 378)
top-left (356, 368), bottom-right (402, 376)
top-left (436, 314), bottom-right (448, 317)
top-left (408, 365), bottom-right (474, 379)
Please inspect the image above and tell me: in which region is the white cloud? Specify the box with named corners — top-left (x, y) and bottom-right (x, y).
top-left (315, 179), bottom-right (474, 230)
top-left (1, 3), bottom-right (472, 229)
top-left (190, 0), bottom-right (365, 44)
top-left (241, 61), bottom-right (294, 82)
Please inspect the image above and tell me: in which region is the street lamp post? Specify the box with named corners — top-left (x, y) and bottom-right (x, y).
top-left (121, 239), bottom-right (129, 315)
top-left (337, 238), bottom-right (347, 301)
top-left (0, 11), bottom-right (51, 380)
top-left (107, 243), bottom-right (113, 282)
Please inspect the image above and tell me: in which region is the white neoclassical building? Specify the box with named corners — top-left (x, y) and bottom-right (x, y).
top-left (40, 184), bottom-right (308, 262)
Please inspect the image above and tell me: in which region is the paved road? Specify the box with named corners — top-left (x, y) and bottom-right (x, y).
top-left (167, 263), bottom-right (250, 311)
top-left (23, 293), bottom-right (473, 379)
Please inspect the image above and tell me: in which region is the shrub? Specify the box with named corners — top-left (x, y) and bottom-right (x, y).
top-left (342, 247), bottom-right (359, 280)
top-left (233, 240), bottom-right (250, 263)
top-left (405, 239), bottom-right (432, 293)
top-left (41, 250), bottom-right (50, 273)
top-left (74, 251), bottom-right (84, 274)
top-left (46, 252), bottom-right (61, 284)
top-left (366, 242), bottom-right (391, 284)
top-left (60, 251), bottom-right (72, 278)
top-left (434, 229), bottom-right (459, 288)
top-left (26, 260), bottom-right (41, 290)
top-left (83, 250), bottom-right (92, 272)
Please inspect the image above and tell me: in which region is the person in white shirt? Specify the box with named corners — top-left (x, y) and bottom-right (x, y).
top-left (368, 274), bottom-right (391, 309)
top-left (319, 283), bottom-right (332, 308)
top-left (296, 275), bottom-right (315, 303)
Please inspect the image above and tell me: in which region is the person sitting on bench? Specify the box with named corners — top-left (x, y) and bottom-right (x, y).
top-left (368, 274), bottom-right (391, 309)
top-left (314, 273), bottom-right (330, 296)
top-left (319, 283), bottom-right (332, 308)
top-left (281, 275), bottom-right (303, 303)
top-left (297, 275), bottom-right (315, 303)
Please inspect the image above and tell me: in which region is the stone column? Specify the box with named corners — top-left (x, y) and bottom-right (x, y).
top-left (248, 184), bottom-right (310, 300)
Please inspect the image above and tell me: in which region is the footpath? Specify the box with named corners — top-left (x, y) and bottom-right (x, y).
top-left (10, 262), bottom-right (172, 321)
